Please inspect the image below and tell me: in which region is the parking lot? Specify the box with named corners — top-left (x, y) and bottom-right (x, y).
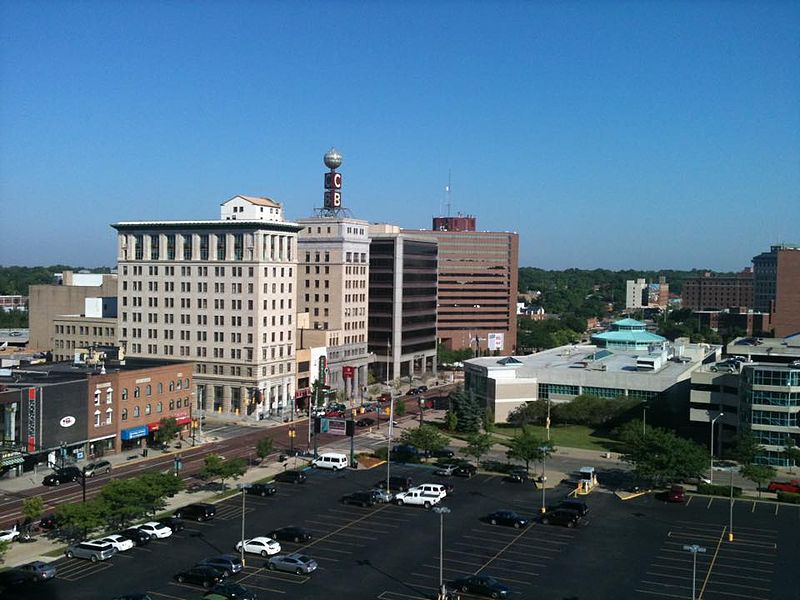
top-left (9, 465), bottom-right (799, 600)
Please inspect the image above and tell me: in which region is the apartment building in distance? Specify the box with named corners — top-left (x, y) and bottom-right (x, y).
top-left (368, 225), bottom-right (438, 382)
top-left (681, 268), bottom-right (754, 311)
top-left (625, 277), bottom-right (669, 312)
top-left (111, 195), bottom-right (302, 420)
top-left (51, 297), bottom-right (118, 362)
top-left (296, 149), bottom-right (371, 399)
top-left (403, 216), bottom-right (518, 354)
top-left (0, 296), bottom-right (27, 312)
top-left (753, 244), bottom-right (800, 337)
top-left (28, 270), bottom-right (117, 351)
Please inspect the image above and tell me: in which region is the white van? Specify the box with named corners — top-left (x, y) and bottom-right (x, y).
top-left (409, 483), bottom-right (447, 500)
top-left (312, 452), bottom-right (349, 471)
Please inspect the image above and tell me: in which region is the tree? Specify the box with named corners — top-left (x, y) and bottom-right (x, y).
top-left (400, 425), bottom-right (449, 457)
top-left (730, 432), bottom-right (764, 465)
top-left (154, 417), bottom-right (180, 446)
top-left (506, 427), bottom-right (548, 473)
top-left (784, 442), bottom-right (800, 473)
top-left (740, 464), bottom-right (776, 499)
top-left (100, 478), bottom-right (148, 527)
top-left (620, 425), bottom-right (709, 486)
top-left (56, 498), bottom-right (106, 540)
top-left (460, 433), bottom-right (494, 466)
top-left (22, 496), bottom-right (45, 531)
top-left (138, 472), bottom-right (184, 515)
top-left (394, 399), bottom-right (406, 417)
top-left (200, 454), bottom-right (247, 489)
top-left (444, 410), bottom-right (458, 432)
top-left (256, 437), bottom-right (274, 461)
top-left (482, 407), bottom-right (495, 433)
top-left (0, 540), bottom-right (9, 564)
top-left (507, 401), bottom-right (548, 427)
top-left (449, 388), bottom-right (482, 434)
top-left (552, 394), bottom-right (639, 428)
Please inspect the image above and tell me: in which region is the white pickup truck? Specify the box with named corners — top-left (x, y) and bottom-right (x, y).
top-left (394, 489), bottom-right (442, 509)
top-left (408, 483), bottom-right (447, 501)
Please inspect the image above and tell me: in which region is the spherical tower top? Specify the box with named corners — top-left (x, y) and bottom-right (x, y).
top-left (324, 147), bottom-right (343, 170)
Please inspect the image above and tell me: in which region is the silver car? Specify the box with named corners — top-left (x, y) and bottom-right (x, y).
top-left (65, 541), bottom-right (117, 562)
top-left (267, 553), bottom-right (318, 575)
top-left (83, 460), bottom-right (112, 477)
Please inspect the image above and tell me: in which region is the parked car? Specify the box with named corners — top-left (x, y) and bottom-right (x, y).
top-left (247, 483), bottom-right (277, 497)
top-left (203, 581), bottom-right (257, 599)
top-left (341, 491), bottom-right (377, 507)
top-left (119, 528), bottom-right (151, 546)
top-left (427, 447), bottom-right (455, 459)
top-left (0, 527), bottom-right (20, 543)
top-left (175, 565), bottom-right (225, 589)
top-left (356, 417), bottom-right (376, 427)
top-left (434, 464), bottom-right (459, 477)
top-left (453, 463), bottom-right (477, 478)
top-left (157, 516), bottom-right (185, 532)
top-left (197, 554), bottom-right (244, 577)
top-left (541, 508), bottom-right (584, 528)
top-left (485, 510), bottom-right (529, 529)
top-left (267, 553), bottom-right (318, 575)
top-left (556, 499), bottom-right (589, 516)
top-left (43, 466), bottom-right (82, 486)
top-left (38, 514), bottom-right (60, 530)
top-left (447, 575), bottom-right (510, 598)
top-left (235, 537), bottom-right (281, 557)
top-left (375, 476), bottom-right (413, 491)
top-left (94, 534), bottom-right (135, 552)
top-left (391, 444), bottom-right (420, 461)
top-left (18, 561), bottom-right (57, 581)
top-left (505, 468), bottom-right (533, 484)
top-left (406, 387), bottom-right (420, 395)
top-left (767, 479), bottom-right (800, 493)
top-left (666, 485), bottom-right (686, 503)
top-left (269, 526), bottom-right (313, 543)
top-left (417, 385), bottom-right (429, 393)
top-left (65, 541), bottom-right (117, 562)
top-left (370, 488), bottom-right (394, 503)
top-left (133, 521), bottom-right (173, 539)
top-left (274, 470), bottom-right (307, 484)
top-left (83, 459), bottom-right (112, 477)
top-left (175, 503), bottom-right (216, 521)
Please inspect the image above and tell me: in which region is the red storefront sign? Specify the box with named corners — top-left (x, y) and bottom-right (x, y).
top-left (342, 366), bottom-right (354, 379)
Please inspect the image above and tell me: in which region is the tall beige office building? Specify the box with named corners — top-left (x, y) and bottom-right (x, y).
top-left (111, 195), bottom-right (302, 420)
top-left (296, 149), bottom-right (371, 400)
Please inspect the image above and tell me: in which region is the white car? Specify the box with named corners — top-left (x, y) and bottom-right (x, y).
top-left (235, 536), bottom-right (281, 557)
top-left (133, 521), bottom-right (173, 539)
top-left (94, 534), bottom-right (135, 552)
top-left (0, 527), bottom-right (20, 543)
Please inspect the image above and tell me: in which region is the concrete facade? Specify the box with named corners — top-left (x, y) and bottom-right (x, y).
top-left (112, 203), bottom-right (302, 421)
top-left (403, 218), bottom-right (518, 354)
top-left (297, 217), bottom-right (370, 400)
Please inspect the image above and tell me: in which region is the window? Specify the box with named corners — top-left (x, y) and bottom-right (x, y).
top-left (106, 389), bottom-right (113, 404)
top-left (133, 406), bottom-right (140, 418)
top-left (122, 388), bottom-right (128, 401)
top-left (146, 385), bottom-right (152, 396)
top-left (157, 383), bottom-right (163, 394)
top-left (157, 401), bottom-right (163, 413)
top-left (145, 404), bottom-right (152, 415)
top-left (134, 386), bottom-right (140, 398)
top-left (105, 408), bottom-right (113, 425)
top-left (94, 410), bottom-right (101, 427)
top-left (94, 390), bottom-right (100, 406)
top-left (122, 408), bottom-right (128, 421)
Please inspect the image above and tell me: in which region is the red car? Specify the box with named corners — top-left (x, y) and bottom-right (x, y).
top-left (767, 480), bottom-right (800, 493)
top-left (667, 485), bottom-right (686, 503)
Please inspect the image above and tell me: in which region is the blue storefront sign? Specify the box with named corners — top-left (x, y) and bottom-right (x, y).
top-left (120, 425), bottom-right (149, 441)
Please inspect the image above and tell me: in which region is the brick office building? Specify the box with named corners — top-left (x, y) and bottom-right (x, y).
top-left (681, 269), bottom-right (754, 311)
top-left (403, 216), bottom-right (519, 354)
top-left (753, 244), bottom-right (800, 337)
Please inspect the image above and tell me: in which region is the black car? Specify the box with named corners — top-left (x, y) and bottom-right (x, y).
top-left (541, 508), bottom-right (584, 528)
top-left (557, 499), bottom-right (589, 516)
top-left (39, 513), bottom-right (60, 530)
top-left (427, 447), bottom-right (455, 459)
top-left (246, 482), bottom-right (277, 497)
top-left (197, 554), bottom-right (243, 577)
top-left (391, 444), bottom-right (420, 462)
top-left (374, 476), bottom-right (413, 491)
top-left (485, 510), bottom-right (529, 529)
top-left (417, 385), bottom-right (428, 393)
top-left (356, 417), bottom-right (376, 427)
top-left (119, 528), bottom-right (151, 546)
top-left (42, 467), bottom-right (82, 486)
top-left (157, 516), bottom-right (185, 532)
top-left (505, 468), bottom-right (532, 484)
top-left (204, 581), bottom-right (257, 600)
top-left (175, 503), bottom-right (216, 521)
top-left (406, 387), bottom-right (420, 395)
top-left (447, 575), bottom-right (510, 598)
top-left (268, 526), bottom-right (313, 543)
top-left (175, 565), bottom-right (224, 589)
top-left (453, 463), bottom-right (477, 478)
top-left (341, 491), bottom-right (376, 507)
top-left (274, 470), bottom-right (307, 484)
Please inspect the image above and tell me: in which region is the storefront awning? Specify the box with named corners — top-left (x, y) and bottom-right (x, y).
top-left (0, 453), bottom-right (25, 467)
top-left (120, 425), bottom-right (149, 441)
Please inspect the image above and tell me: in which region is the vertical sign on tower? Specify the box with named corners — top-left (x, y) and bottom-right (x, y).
top-left (323, 148), bottom-right (343, 211)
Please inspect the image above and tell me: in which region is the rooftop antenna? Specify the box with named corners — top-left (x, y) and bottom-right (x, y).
top-left (445, 170), bottom-right (452, 216)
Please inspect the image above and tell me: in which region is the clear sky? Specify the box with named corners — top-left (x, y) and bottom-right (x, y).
top-left (1, 1), bottom-right (798, 270)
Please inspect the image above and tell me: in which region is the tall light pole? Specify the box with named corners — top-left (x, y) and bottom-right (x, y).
top-left (432, 506), bottom-right (451, 597)
top-left (539, 445), bottom-right (549, 514)
top-left (386, 394), bottom-right (395, 494)
top-left (710, 413), bottom-right (724, 484)
top-left (683, 544), bottom-right (706, 600)
top-left (545, 397), bottom-right (551, 442)
top-left (238, 483), bottom-right (251, 566)
top-left (728, 467), bottom-right (734, 542)
top-left (642, 402), bottom-right (648, 437)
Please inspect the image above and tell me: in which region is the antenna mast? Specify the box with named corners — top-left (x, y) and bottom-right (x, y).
top-left (445, 170), bottom-right (452, 216)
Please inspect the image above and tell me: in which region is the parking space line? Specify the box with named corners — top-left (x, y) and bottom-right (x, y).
top-left (636, 586), bottom-right (692, 598)
top-left (697, 526), bottom-right (727, 599)
top-left (706, 497), bottom-right (714, 509)
top-left (685, 495), bottom-right (693, 506)
top-left (306, 545), bottom-right (353, 554)
top-left (313, 538), bottom-right (363, 547)
top-left (146, 591), bottom-right (190, 600)
top-left (377, 591), bottom-right (429, 600)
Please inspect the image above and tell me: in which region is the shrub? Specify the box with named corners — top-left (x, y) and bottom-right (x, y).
top-left (777, 491), bottom-right (800, 504)
top-left (696, 483), bottom-right (742, 497)
top-left (372, 447), bottom-right (388, 460)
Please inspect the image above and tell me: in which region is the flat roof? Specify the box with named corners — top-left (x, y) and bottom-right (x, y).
top-left (0, 358), bottom-right (193, 386)
top-left (111, 220), bottom-right (303, 233)
top-left (727, 335), bottom-right (800, 358)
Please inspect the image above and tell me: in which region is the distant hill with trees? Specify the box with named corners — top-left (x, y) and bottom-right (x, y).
top-left (0, 265), bottom-right (112, 295)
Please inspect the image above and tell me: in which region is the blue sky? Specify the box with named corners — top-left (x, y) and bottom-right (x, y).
top-left (1, 1), bottom-right (798, 270)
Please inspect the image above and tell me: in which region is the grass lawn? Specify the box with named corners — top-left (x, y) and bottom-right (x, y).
top-left (494, 424), bottom-right (624, 453)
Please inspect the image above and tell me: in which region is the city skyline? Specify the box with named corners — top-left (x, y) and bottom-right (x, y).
top-left (1, 2), bottom-right (798, 270)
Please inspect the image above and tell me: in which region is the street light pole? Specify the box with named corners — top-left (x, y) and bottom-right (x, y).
top-left (728, 467), bottom-right (734, 542)
top-left (546, 397), bottom-right (551, 442)
top-left (710, 413), bottom-right (724, 484)
top-left (432, 506), bottom-right (451, 597)
top-left (539, 445), bottom-right (548, 514)
top-left (238, 484), bottom-right (251, 567)
top-left (386, 395), bottom-right (394, 493)
top-left (642, 403), bottom-right (647, 437)
top-left (683, 544), bottom-right (706, 600)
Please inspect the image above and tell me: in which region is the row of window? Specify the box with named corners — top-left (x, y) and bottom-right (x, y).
top-left (539, 384), bottom-right (580, 398)
top-left (749, 369), bottom-right (800, 387)
top-left (581, 386), bottom-right (624, 400)
top-left (751, 410), bottom-right (798, 427)
top-left (121, 397), bottom-right (191, 421)
top-left (55, 325), bottom-right (115, 336)
top-left (124, 233), bottom-right (294, 262)
top-left (749, 390), bottom-right (800, 407)
top-left (123, 265), bottom-right (293, 279)
top-left (121, 380), bottom-right (190, 400)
